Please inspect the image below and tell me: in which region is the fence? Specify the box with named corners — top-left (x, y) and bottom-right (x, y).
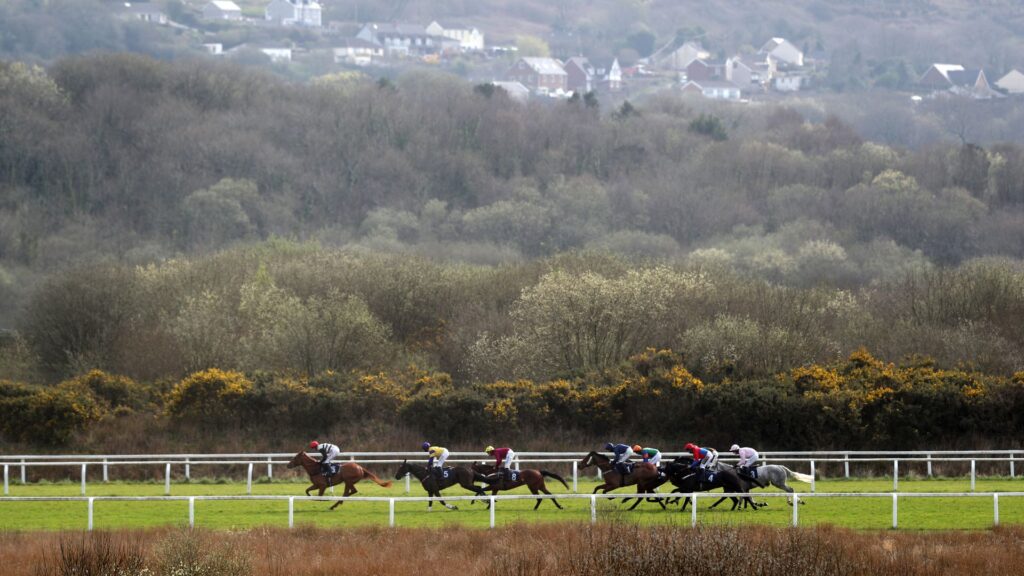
top-left (1, 451), bottom-right (1021, 497)
top-left (1, 491), bottom-right (1019, 531)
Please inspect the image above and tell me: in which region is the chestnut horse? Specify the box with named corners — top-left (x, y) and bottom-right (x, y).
top-left (471, 462), bottom-right (569, 510)
top-left (288, 451), bottom-right (392, 510)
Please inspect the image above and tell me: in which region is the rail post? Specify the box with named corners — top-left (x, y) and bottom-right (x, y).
top-left (892, 494), bottom-right (898, 529)
top-left (267, 457), bottom-right (273, 480)
top-left (926, 454), bottom-right (933, 477)
top-left (892, 460), bottom-right (898, 492)
top-left (404, 473), bottom-right (410, 495)
top-left (489, 496), bottom-right (496, 529)
top-left (844, 454), bottom-right (849, 479)
top-left (246, 463), bottom-right (253, 495)
top-left (994, 494), bottom-right (1000, 527)
top-left (970, 460), bottom-right (976, 492)
top-left (389, 498), bottom-right (395, 527)
top-left (288, 496), bottom-right (294, 529)
top-left (165, 463), bottom-right (171, 495)
top-left (691, 493), bottom-right (697, 527)
top-left (1011, 453), bottom-right (1016, 479)
top-left (792, 494), bottom-right (799, 527)
top-left (185, 459), bottom-right (190, 481)
top-left (189, 497), bottom-right (195, 528)
top-left (20, 459), bottom-right (25, 484)
top-left (87, 497), bottom-right (94, 531)
top-left (810, 461), bottom-right (816, 493)
top-left (81, 464), bottom-right (87, 496)
top-left (103, 459), bottom-right (109, 483)
top-left (3, 464), bottom-right (8, 495)
top-left (572, 461), bottom-right (578, 493)
top-left (590, 495), bottom-right (597, 524)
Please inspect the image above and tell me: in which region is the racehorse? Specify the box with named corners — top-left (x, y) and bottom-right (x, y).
top-left (709, 464), bottom-right (813, 508)
top-left (395, 461), bottom-right (491, 510)
top-left (667, 462), bottom-right (760, 512)
top-left (579, 451), bottom-right (659, 494)
top-left (471, 462), bottom-right (569, 510)
top-left (287, 451), bottom-right (393, 510)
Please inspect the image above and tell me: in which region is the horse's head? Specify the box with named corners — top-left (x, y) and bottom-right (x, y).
top-left (394, 460), bottom-right (410, 480)
top-left (471, 461), bottom-right (491, 474)
top-left (287, 451), bottom-right (308, 469)
top-left (580, 451), bottom-right (608, 470)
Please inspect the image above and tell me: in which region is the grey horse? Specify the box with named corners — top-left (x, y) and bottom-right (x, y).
top-left (711, 464), bottom-right (814, 508)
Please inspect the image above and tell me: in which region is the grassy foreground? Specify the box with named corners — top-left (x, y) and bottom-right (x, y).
top-left (6, 524), bottom-right (1024, 576)
top-left (2, 477), bottom-right (1023, 531)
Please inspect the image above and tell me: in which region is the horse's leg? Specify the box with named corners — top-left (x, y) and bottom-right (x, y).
top-left (540, 485), bottom-right (562, 510)
top-left (305, 484), bottom-right (316, 496)
top-left (530, 486), bottom-right (542, 510)
top-left (709, 496), bottom-right (728, 509)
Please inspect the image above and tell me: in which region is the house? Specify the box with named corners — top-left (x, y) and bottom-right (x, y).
top-left (203, 43), bottom-right (224, 55)
top-left (265, 0), bottom-right (321, 27)
top-left (425, 21), bottom-right (484, 51)
top-left (120, 3), bottom-right (168, 24)
top-left (333, 38), bottom-right (384, 66)
top-left (202, 0), bottom-right (242, 20)
top-left (759, 37), bottom-right (804, 67)
top-left (681, 79), bottom-right (742, 100)
top-left (564, 57), bottom-right (595, 93)
top-left (726, 55), bottom-right (773, 88)
top-left (773, 72), bottom-right (807, 92)
top-left (995, 69), bottom-right (1024, 94)
top-left (259, 47), bottom-right (292, 62)
top-left (506, 57), bottom-right (567, 93)
top-left (563, 57), bottom-right (623, 93)
top-left (920, 64), bottom-right (1002, 98)
top-left (490, 81), bottom-right (531, 103)
top-left (653, 41), bottom-right (710, 70)
top-left (685, 58), bottom-right (725, 82)
top-left (357, 23), bottom-right (455, 57)
top-left (598, 58), bottom-right (623, 91)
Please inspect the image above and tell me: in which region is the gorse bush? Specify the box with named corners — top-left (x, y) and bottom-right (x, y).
top-left (164, 369), bottom-right (253, 426)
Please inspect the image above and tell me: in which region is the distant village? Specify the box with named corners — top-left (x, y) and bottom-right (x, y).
top-left (119, 0), bottom-right (1024, 103)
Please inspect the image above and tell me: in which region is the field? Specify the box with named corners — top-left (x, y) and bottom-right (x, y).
top-left (3, 476), bottom-right (1023, 532)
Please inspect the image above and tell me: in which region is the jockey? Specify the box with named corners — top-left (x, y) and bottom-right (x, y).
top-left (309, 440), bottom-right (340, 477)
top-left (730, 444), bottom-right (764, 487)
top-left (422, 442), bottom-right (449, 478)
top-left (485, 446), bottom-right (516, 481)
top-left (683, 442), bottom-right (718, 477)
top-left (604, 442), bottom-right (634, 475)
top-left (633, 445), bottom-right (662, 466)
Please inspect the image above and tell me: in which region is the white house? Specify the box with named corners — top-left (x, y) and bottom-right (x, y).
top-left (333, 38), bottom-right (384, 66)
top-left (490, 81), bottom-right (531, 103)
top-left (759, 37), bottom-right (804, 67)
top-left (681, 79), bottom-right (742, 100)
top-left (120, 3), bottom-right (169, 24)
top-left (265, 0), bottom-right (321, 26)
top-left (653, 41), bottom-right (710, 70)
top-left (773, 73), bottom-right (807, 92)
top-left (260, 47), bottom-right (292, 62)
top-left (357, 23), bottom-right (455, 57)
top-left (203, 43), bottom-right (224, 55)
top-left (996, 69), bottom-right (1024, 94)
top-left (425, 21), bottom-right (484, 51)
top-left (202, 0), bottom-right (242, 20)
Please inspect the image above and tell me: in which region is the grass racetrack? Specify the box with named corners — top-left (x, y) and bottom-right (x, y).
top-left (3, 476), bottom-right (1023, 531)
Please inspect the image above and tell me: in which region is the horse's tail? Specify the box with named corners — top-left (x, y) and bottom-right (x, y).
top-left (363, 467), bottom-right (393, 488)
top-left (541, 470), bottom-right (569, 490)
top-left (784, 466), bottom-right (814, 484)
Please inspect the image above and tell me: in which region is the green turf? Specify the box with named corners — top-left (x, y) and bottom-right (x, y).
top-left (2, 477), bottom-right (1023, 532)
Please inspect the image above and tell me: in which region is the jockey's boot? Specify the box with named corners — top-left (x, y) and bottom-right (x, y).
top-left (432, 467), bottom-right (443, 479)
top-left (503, 468), bottom-right (513, 482)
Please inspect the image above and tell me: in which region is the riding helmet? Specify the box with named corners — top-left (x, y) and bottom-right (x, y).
top-left (729, 444), bottom-right (740, 452)
top-left (421, 441), bottom-right (431, 451)
top-left (309, 440), bottom-right (319, 449)
top-left (632, 444), bottom-right (642, 452)
top-left (484, 445), bottom-right (495, 454)
top-left (604, 442), bottom-right (615, 450)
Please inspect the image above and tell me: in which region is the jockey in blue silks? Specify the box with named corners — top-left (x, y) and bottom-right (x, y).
top-left (604, 442), bottom-right (635, 475)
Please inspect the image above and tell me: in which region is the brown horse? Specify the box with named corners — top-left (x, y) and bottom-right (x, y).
top-left (287, 451), bottom-right (393, 510)
top-left (579, 451), bottom-right (659, 494)
top-left (471, 462), bottom-right (569, 510)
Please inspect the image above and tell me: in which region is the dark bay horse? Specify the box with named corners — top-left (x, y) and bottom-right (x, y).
top-left (663, 462), bottom-right (760, 512)
top-left (395, 461), bottom-right (490, 510)
top-left (471, 462), bottom-right (569, 510)
top-left (579, 451), bottom-right (659, 494)
top-left (288, 451), bottom-right (393, 510)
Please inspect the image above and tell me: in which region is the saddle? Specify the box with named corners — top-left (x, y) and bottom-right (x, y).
top-left (321, 463), bottom-right (339, 478)
top-left (432, 466), bottom-right (454, 480)
top-left (614, 462), bottom-right (634, 476)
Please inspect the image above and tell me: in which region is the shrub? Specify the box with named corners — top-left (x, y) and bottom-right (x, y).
top-left (65, 369), bottom-right (152, 409)
top-left (165, 369), bottom-right (253, 425)
top-left (0, 380), bottom-right (106, 445)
